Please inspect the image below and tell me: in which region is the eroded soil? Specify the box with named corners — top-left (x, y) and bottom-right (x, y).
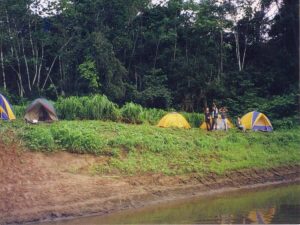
top-left (0, 141), bottom-right (299, 224)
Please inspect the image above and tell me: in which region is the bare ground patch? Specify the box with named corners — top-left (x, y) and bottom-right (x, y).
top-left (0, 142), bottom-right (299, 224)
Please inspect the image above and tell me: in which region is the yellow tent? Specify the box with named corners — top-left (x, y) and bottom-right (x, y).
top-left (200, 115), bottom-right (234, 130)
top-left (157, 112), bottom-right (191, 128)
top-left (241, 111), bottom-right (273, 131)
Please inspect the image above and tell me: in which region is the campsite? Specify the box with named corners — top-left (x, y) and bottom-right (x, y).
top-left (0, 94), bottom-right (299, 224)
top-left (0, 0), bottom-right (299, 224)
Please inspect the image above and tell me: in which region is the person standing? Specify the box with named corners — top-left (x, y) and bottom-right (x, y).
top-left (204, 107), bottom-right (211, 131)
top-left (220, 107), bottom-right (228, 131)
top-left (211, 103), bottom-right (218, 130)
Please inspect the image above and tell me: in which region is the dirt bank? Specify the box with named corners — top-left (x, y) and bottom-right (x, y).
top-left (0, 141), bottom-right (299, 224)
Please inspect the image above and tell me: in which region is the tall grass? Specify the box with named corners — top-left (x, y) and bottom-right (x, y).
top-left (12, 95), bottom-right (206, 127)
top-left (55, 95), bottom-right (119, 121)
top-left (140, 108), bottom-right (166, 125)
top-left (13, 105), bottom-right (27, 118)
top-left (182, 112), bottom-right (204, 128)
top-left (121, 102), bottom-right (143, 123)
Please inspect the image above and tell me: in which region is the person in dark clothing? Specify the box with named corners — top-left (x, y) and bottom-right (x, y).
top-left (211, 103), bottom-right (218, 130)
top-left (204, 107), bottom-right (211, 131)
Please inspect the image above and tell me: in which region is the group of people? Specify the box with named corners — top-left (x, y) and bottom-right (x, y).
top-left (204, 103), bottom-right (246, 132)
top-left (204, 103), bottom-right (228, 131)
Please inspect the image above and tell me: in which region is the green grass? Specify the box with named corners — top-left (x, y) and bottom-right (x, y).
top-left (1, 119), bottom-right (299, 176)
top-left (12, 95), bottom-right (204, 127)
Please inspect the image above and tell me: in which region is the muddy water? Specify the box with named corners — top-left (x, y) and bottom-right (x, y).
top-left (45, 184), bottom-right (300, 224)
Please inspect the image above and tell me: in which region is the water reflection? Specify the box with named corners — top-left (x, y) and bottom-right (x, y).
top-left (43, 184), bottom-right (300, 224)
top-left (247, 208), bottom-right (275, 224)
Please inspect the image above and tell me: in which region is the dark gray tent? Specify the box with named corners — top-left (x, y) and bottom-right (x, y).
top-left (24, 98), bottom-right (58, 123)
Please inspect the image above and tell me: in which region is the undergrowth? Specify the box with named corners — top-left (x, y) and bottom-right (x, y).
top-left (13, 95), bottom-right (204, 127)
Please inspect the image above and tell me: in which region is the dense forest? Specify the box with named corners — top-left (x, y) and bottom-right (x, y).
top-left (0, 0), bottom-right (298, 119)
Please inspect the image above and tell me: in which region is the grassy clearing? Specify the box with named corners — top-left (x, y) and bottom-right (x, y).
top-left (1, 120), bottom-right (299, 176)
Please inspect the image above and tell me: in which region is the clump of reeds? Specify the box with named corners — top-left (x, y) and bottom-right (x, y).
top-left (121, 102), bottom-right (143, 124)
top-left (55, 95), bottom-right (119, 121)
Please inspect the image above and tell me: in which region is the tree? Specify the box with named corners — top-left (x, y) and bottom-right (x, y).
top-left (78, 58), bottom-right (100, 93)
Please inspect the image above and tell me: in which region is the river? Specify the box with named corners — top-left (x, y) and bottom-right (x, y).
top-left (43, 184), bottom-right (299, 224)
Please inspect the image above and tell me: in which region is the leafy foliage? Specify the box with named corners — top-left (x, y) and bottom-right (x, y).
top-left (78, 58), bottom-right (100, 93)
top-left (0, 0), bottom-right (297, 124)
top-left (121, 102), bottom-right (143, 123)
top-left (55, 95), bottom-right (120, 120)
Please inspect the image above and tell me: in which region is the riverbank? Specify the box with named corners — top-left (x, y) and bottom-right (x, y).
top-left (0, 139), bottom-right (299, 224)
top-left (3, 120), bottom-right (300, 175)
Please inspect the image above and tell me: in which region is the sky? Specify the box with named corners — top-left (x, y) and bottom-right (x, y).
top-left (31, 0), bottom-right (280, 20)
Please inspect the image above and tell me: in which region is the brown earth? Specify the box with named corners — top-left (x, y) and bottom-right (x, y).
top-left (0, 140), bottom-right (299, 224)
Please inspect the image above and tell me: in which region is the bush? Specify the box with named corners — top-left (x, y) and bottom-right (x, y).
top-left (13, 105), bottom-right (27, 118)
top-left (259, 94), bottom-right (297, 119)
top-left (21, 126), bottom-right (56, 151)
top-left (56, 96), bottom-right (83, 120)
top-left (55, 95), bottom-right (119, 121)
top-left (182, 112), bottom-right (204, 128)
top-left (121, 102), bottom-right (143, 123)
top-left (272, 116), bottom-right (299, 129)
top-left (140, 108), bottom-right (166, 125)
top-left (51, 125), bottom-right (106, 154)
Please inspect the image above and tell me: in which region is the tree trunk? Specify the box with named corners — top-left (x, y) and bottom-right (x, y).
top-left (42, 37), bottom-right (73, 89)
top-left (32, 45), bottom-right (39, 86)
top-left (234, 31), bottom-right (242, 71)
top-left (28, 21), bottom-right (35, 57)
top-left (21, 38), bottom-right (32, 91)
top-left (241, 35), bottom-right (248, 71)
top-left (153, 38), bottom-right (160, 70)
top-left (173, 25), bottom-right (177, 61)
top-left (220, 30), bottom-right (223, 75)
top-left (134, 67), bottom-right (138, 89)
top-left (185, 38), bottom-right (188, 62)
top-left (0, 44), bottom-right (6, 90)
top-left (16, 53), bottom-right (25, 97)
top-left (5, 9), bottom-right (14, 57)
top-left (37, 43), bottom-right (44, 88)
top-left (128, 30), bottom-right (139, 74)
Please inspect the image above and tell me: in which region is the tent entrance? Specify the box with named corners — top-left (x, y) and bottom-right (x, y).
top-left (38, 106), bottom-right (51, 121)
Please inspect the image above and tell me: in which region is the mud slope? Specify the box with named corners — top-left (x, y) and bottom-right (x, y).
top-left (0, 141), bottom-right (299, 224)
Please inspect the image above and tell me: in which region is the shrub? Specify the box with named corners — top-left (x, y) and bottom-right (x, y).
top-left (21, 126), bottom-right (55, 151)
top-left (271, 116), bottom-right (299, 129)
top-left (50, 125), bottom-right (106, 154)
top-left (140, 108), bottom-right (166, 125)
top-left (121, 102), bottom-right (143, 123)
top-left (56, 96), bottom-right (83, 120)
top-left (13, 105), bottom-right (27, 118)
top-left (55, 95), bottom-right (119, 121)
top-left (87, 95), bottom-right (119, 120)
top-left (182, 112), bottom-right (204, 128)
